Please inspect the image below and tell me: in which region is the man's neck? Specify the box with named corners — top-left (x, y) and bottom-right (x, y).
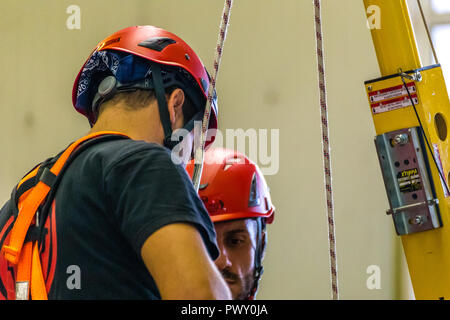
top-left (89, 104), bottom-right (164, 144)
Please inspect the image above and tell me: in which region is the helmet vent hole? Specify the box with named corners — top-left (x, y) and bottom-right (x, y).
top-left (138, 37), bottom-right (176, 52)
top-left (224, 156), bottom-right (242, 170)
top-left (248, 173), bottom-right (260, 207)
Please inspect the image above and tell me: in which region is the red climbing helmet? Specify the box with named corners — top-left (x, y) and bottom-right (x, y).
top-left (72, 25), bottom-right (218, 149)
top-left (186, 148), bottom-right (274, 224)
top-left (186, 147), bottom-right (274, 300)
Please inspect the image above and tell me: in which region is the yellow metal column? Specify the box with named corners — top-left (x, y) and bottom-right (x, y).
top-left (364, 0), bottom-right (422, 76)
top-left (363, 0), bottom-right (450, 299)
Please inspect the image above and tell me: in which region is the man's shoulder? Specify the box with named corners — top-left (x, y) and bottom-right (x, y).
top-left (80, 138), bottom-right (173, 172)
top-left (91, 138), bottom-right (168, 157)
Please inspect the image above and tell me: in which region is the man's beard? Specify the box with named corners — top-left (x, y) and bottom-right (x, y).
top-left (221, 268), bottom-right (255, 300)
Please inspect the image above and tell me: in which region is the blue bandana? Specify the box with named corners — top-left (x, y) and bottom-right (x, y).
top-left (74, 49), bottom-right (207, 127)
top-left (75, 50), bottom-right (157, 119)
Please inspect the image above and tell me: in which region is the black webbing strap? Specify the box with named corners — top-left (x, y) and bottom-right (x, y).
top-left (151, 62), bottom-right (176, 150)
top-left (24, 225), bottom-right (46, 243)
top-left (38, 168), bottom-right (57, 188)
top-left (13, 155), bottom-right (60, 212)
top-left (249, 217), bottom-right (265, 300)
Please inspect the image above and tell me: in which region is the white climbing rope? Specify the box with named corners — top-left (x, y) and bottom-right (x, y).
top-left (313, 0), bottom-right (339, 300)
top-left (192, 0), bottom-right (233, 192)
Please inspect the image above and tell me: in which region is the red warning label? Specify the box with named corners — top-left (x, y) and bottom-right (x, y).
top-left (369, 82), bottom-right (416, 102)
top-left (371, 94), bottom-right (419, 114)
top-left (368, 82), bottom-right (418, 114)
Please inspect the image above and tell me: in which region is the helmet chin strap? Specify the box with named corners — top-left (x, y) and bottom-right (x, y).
top-left (150, 62), bottom-right (178, 150)
top-left (151, 62), bottom-right (207, 151)
top-left (247, 218), bottom-right (265, 300)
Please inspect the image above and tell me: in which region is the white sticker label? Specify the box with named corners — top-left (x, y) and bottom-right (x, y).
top-left (371, 94), bottom-right (419, 114)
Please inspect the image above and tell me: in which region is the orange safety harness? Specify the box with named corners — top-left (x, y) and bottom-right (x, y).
top-left (0, 131), bottom-right (129, 300)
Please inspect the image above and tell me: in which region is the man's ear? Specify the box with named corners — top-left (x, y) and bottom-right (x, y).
top-left (167, 88), bottom-right (185, 128)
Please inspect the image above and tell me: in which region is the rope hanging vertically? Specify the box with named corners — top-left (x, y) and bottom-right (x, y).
top-left (313, 0), bottom-right (339, 300)
top-left (416, 0), bottom-right (439, 64)
top-left (192, 0), bottom-right (233, 191)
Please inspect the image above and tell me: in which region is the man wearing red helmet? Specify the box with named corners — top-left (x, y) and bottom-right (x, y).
top-left (0, 26), bottom-right (230, 300)
top-left (186, 148), bottom-right (275, 300)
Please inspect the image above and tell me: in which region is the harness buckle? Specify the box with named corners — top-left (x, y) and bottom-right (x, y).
top-left (1, 245), bottom-right (20, 265)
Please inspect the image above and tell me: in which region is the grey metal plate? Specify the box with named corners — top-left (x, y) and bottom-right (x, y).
top-left (375, 127), bottom-right (441, 235)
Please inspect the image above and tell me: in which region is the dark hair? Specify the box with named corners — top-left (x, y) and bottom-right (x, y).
top-left (98, 86), bottom-right (198, 126)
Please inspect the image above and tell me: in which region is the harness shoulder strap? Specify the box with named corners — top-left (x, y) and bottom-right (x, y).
top-left (1, 131), bottom-right (129, 300)
top-left (3, 131), bottom-right (128, 265)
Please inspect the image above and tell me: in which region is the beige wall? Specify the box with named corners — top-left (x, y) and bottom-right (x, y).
top-left (0, 0), bottom-right (426, 299)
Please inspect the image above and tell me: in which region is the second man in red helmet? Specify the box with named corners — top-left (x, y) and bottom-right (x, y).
top-left (187, 148), bottom-right (275, 300)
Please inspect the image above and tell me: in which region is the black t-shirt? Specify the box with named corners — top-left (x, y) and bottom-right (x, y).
top-left (43, 138), bottom-right (218, 299)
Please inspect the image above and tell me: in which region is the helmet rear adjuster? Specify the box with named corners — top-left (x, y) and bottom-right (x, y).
top-left (92, 75), bottom-right (118, 115)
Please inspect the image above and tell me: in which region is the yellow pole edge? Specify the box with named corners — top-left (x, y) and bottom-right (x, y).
top-left (363, 0), bottom-right (422, 76)
top-left (363, 0), bottom-right (450, 299)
